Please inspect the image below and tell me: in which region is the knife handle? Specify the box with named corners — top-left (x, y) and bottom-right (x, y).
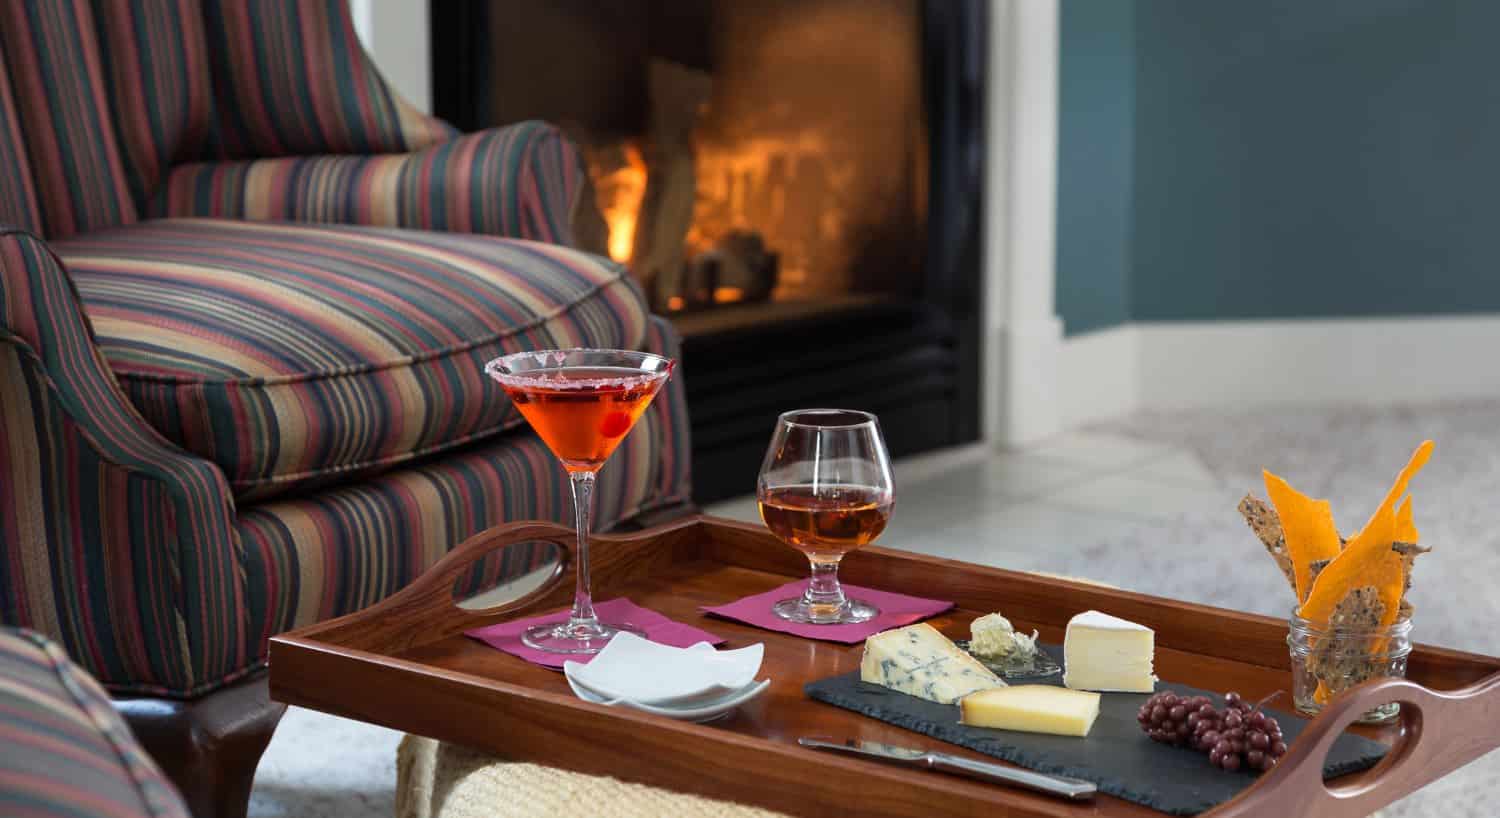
top-left (928, 753), bottom-right (1097, 801)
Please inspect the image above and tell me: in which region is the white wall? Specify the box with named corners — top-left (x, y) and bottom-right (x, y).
top-left (983, 0), bottom-right (1064, 447)
top-left (351, 0), bottom-right (432, 114)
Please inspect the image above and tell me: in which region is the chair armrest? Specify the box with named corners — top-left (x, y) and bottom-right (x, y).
top-left (0, 227), bottom-right (250, 697)
top-left (154, 122), bottom-right (589, 247)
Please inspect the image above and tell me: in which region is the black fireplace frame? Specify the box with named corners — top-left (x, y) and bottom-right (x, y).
top-left (430, 1), bottom-right (986, 504)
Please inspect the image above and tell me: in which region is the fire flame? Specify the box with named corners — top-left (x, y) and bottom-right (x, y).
top-left (595, 143), bottom-right (648, 264)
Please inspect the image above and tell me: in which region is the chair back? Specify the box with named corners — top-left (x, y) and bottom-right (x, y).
top-left (0, 0), bottom-right (448, 240)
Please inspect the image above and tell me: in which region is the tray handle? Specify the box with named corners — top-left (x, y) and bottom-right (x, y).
top-left (298, 520), bottom-right (582, 652)
top-left (1214, 671), bottom-right (1500, 817)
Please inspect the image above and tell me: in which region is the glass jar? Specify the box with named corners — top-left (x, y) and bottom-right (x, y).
top-left (1287, 609), bottom-right (1412, 724)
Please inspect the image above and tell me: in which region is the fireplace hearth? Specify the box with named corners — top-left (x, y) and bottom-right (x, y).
top-left (432, 0), bottom-right (985, 503)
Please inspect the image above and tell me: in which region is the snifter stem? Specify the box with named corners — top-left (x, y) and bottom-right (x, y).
top-left (803, 558), bottom-right (848, 609)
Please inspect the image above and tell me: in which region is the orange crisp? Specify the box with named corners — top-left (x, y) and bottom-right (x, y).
top-left (1263, 471), bottom-right (1342, 604)
top-left (1395, 497), bottom-right (1418, 544)
top-left (1297, 498), bottom-right (1404, 629)
top-left (1354, 440), bottom-right (1433, 542)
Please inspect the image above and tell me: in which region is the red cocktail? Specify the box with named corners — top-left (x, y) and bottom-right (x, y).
top-left (486, 349), bottom-right (674, 653)
top-left (503, 367), bottom-right (666, 471)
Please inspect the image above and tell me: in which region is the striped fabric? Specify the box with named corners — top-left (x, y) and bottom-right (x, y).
top-left (0, 627), bottom-right (189, 817)
top-left (88, 0), bottom-right (213, 209)
top-left (56, 218), bottom-right (651, 500)
top-left (196, 0), bottom-right (453, 159)
top-left (236, 318), bottom-right (691, 648)
top-left (0, 53), bottom-right (42, 233)
top-left (0, 0), bottom-right (138, 239)
top-left (0, 228), bottom-right (247, 697)
top-left (0, 0), bottom-right (694, 701)
top-left (155, 122), bottom-right (587, 247)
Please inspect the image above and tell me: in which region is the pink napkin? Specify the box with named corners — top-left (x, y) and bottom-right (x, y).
top-left (700, 580), bottom-right (953, 643)
top-left (465, 598), bottom-right (725, 669)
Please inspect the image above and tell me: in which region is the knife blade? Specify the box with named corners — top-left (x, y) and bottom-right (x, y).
top-left (797, 736), bottom-right (1097, 801)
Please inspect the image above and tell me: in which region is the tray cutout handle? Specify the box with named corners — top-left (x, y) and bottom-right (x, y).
top-left (301, 521), bottom-right (579, 653)
top-left (1215, 673), bottom-right (1500, 817)
top-left (452, 538), bottom-right (567, 613)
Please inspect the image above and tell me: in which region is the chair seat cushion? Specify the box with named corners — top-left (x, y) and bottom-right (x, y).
top-left (235, 312), bottom-right (689, 646)
top-left (56, 218), bottom-right (649, 499)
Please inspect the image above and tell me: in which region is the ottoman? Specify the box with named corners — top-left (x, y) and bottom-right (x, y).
top-left (395, 736), bottom-right (790, 818)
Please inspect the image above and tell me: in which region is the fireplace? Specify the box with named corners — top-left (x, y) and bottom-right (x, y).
top-left (432, 0), bottom-right (985, 503)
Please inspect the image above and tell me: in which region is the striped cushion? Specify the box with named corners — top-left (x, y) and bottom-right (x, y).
top-left (0, 0), bottom-right (138, 239)
top-left (0, 627), bottom-right (189, 818)
top-left (155, 123), bottom-right (586, 247)
top-left (0, 46), bottom-right (42, 233)
top-left (236, 317), bottom-right (691, 647)
top-left (56, 218), bottom-right (650, 499)
top-left (196, 0), bottom-right (453, 159)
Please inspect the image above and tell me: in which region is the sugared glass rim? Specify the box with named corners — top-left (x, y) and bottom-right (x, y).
top-left (483, 348), bottom-right (674, 387)
top-left (778, 408), bottom-right (879, 431)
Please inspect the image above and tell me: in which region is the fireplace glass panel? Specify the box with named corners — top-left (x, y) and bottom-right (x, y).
top-left (480, 0), bottom-right (928, 326)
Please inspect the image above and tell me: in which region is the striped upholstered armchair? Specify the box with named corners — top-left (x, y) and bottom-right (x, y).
top-left (0, 1), bottom-right (691, 814)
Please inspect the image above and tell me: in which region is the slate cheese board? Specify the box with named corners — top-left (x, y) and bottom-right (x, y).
top-left (804, 647), bottom-right (1389, 816)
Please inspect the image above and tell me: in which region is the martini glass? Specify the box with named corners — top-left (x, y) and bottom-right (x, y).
top-left (485, 348), bottom-right (675, 653)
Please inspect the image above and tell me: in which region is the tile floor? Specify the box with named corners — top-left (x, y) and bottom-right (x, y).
top-left (705, 431), bottom-right (1237, 570)
top-left (251, 405), bottom-right (1500, 817)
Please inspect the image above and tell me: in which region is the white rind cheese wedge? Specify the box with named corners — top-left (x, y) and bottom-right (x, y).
top-left (860, 623), bottom-right (1005, 704)
top-left (1063, 610), bottom-right (1158, 693)
top-left (960, 685), bottom-right (1102, 737)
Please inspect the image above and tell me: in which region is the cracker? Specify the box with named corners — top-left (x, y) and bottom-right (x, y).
top-left (1238, 494), bottom-right (1297, 594)
top-left (1308, 558), bottom-right (1331, 588)
top-left (1392, 541), bottom-right (1430, 598)
top-left (1308, 585), bottom-right (1391, 700)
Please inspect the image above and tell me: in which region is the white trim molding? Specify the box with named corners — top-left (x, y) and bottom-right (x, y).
top-left (984, 0), bottom-right (1064, 446)
top-left (1055, 315), bottom-right (1500, 427)
top-left (351, 1), bottom-right (431, 114)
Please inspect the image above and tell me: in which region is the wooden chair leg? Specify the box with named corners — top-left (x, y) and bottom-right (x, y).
top-left (115, 671), bottom-right (286, 818)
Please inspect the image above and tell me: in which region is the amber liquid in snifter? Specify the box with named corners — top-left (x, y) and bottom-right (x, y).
top-left (758, 484), bottom-right (894, 561)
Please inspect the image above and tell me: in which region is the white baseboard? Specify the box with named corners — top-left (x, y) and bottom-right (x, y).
top-left (991, 315), bottom-right (1065, 445)
top-left (1058, 323), bottom-right (1139, 427)
top-left (1054, 315), bottom-right (1500, 426)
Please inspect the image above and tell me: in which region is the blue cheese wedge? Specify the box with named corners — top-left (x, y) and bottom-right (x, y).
top-left (1062, 610), bottom-right (1157, 693)
top-left (860, 623), bottom-right (1005, 704)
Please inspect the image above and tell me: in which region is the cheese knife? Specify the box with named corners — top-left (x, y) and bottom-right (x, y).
top-left (796, 737), bottom-right (1097, 801)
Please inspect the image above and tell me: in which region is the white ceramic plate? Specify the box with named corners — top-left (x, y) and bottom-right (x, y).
top-left (565, 675), bottom-right (771, 723)
top-left (562, 633), bottom-right (763, 706)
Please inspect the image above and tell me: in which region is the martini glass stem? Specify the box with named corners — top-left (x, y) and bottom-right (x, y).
top-left (567, 470), bottom-right (600, 629)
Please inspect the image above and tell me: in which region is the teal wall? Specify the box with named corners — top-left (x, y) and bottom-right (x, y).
top-left (1056, 0), bottom-right (1500, 336)
top-left (1055, 0), bottom-right (1134, 336)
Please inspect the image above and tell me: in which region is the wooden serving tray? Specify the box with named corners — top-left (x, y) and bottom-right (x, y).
top-left (270, 516), bottom-right (1500, 817)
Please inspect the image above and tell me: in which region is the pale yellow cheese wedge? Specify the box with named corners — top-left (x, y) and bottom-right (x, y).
top-left (959, 685), bottom-right (1101, 737)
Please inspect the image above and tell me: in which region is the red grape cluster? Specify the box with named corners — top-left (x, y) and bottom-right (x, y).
top-left (1137, 691), bottom-right (1288, 773)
